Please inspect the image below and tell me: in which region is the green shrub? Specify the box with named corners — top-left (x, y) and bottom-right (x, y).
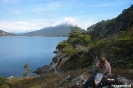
top-left (0, 75), bottom-right (12, 88)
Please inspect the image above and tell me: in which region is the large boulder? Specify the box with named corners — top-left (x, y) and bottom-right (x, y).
top-left (34, 52), bottom-right (68, 77)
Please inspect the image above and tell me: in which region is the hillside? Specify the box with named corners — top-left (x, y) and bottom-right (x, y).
top-left (87, 5), bottom-right (133, 40)
top-left (0, 30), bottom-right (16, 36)
top-left (32, 5), bottom-right (133, 87)
top-left (21, 23), bottom-right (82, 36)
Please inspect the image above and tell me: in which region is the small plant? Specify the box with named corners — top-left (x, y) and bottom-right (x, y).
top-left (23, 63), bottom-right (33, 78)
top-left (0, 75), bottom-right (12, 88)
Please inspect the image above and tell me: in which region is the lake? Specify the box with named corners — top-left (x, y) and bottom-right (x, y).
top-left (0, 36), bottom-right (67, 77)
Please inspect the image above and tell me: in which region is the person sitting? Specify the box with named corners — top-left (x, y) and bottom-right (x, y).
top-left (83, 56), bottom-right (114, 88)
top-left (96, 56), bottom-right (111, 78)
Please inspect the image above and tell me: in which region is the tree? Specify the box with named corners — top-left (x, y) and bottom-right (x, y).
top-left (23, 63), bottom-right (33, 78)
top-left (56, 26), bottom-right (92, 70)
top-left (56, 26), bottom-right (91, 56)
top-left (68, 26), bottom-right (91, 47)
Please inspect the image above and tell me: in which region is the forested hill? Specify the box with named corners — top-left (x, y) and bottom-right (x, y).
top-left (87, 5), bottom-right (133, 41)
top-left (0, 30), bottom-right (16, 36)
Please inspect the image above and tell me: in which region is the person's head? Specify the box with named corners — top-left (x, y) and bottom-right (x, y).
top-left (98, 56), bottom-right (106, 63)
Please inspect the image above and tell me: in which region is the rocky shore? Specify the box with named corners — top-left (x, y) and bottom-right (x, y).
top-left (33, 51), bottom-right (69, 77)
top-left (33, 51), bottom-right (133, 88)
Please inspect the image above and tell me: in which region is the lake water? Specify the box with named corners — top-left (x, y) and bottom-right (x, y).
top-left (0, 36), bottom-right (67, 77)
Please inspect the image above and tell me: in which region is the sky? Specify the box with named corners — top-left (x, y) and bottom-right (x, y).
top-left (0, 0), bottom-right (132, 33)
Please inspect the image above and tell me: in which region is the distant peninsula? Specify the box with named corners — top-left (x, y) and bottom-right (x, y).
top-left (0, 30), bottom-right (16, 36)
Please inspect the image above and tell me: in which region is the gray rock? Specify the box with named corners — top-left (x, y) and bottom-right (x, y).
top-left (34, 52), bottom-right (68, 78)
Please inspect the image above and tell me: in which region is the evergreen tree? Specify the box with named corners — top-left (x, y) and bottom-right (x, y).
top-left (23, 63), bottom-right (33, 78)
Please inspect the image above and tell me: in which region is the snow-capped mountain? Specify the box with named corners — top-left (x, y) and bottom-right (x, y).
top-left (21, 23), bottom-right (82, 36)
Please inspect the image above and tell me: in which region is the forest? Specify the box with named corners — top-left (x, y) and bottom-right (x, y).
top-left (56, 5), bottom-right (133, 72)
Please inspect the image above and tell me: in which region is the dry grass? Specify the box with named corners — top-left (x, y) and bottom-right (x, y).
top-left (8, 68), bottom-right (90, 88)
top-left (8, 68), bottom-right (132, 88)
top-left (9, 74), bottom-right (60, 88)
top-left (112, 68), bottom-right (133, 79)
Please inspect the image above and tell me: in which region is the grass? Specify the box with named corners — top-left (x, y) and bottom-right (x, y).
top-left (112, 68), bottom-right (133, 79)
top-left (7, 68), bottom-right (89, 88)
top-left (6, 68), bottom-right (133, 88)
top-left (9, 74), bottom-right (60, 88)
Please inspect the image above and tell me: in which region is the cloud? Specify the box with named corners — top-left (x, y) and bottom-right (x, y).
top-left (47, 2), bottom-right (60, 9)
top-left (62, 17), bottom-right (78, 25)
top-left (0, 17), bottom-right (95, 33)
top-left (27, 0), bottom-right (81, 13)
top-left (0, 20), bottom-right (43, 32)
top-left (0, 19), bottom-right (61, 32)
top-left (54, 17), bottom-right (95, 30)
top-left (30, 1), bottom-right (62, 12)
top-left (61, 17), bottom-right (95, 30)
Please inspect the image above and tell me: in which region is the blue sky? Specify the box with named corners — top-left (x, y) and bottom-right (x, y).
top-left (0, 0), bottom-right (132, 33)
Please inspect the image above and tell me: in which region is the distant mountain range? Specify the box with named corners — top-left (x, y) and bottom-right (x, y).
top-left (0, 23), bottom-right (83, 37)
top-left (20, 23), bottom-right (81, 36)
top-left (0, 30), bottom-right (16, 36)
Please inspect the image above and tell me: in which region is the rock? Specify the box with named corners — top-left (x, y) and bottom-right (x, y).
top-left (34, 52), bottom-right (69, 78)
top-left (117, 76), bottom-right (133, 85)
top-left (71, 75), bottom-right (84, 86)
top-left (6, 76), bottom-right (14, 81)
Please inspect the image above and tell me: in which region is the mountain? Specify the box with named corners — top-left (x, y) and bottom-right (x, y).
top-left (21, 23), bottom-right (81, 36)
top-left (0, 30), bottom-right (16, 36)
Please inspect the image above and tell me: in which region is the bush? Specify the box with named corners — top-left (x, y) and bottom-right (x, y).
top-left (0, 75), bottom-right (12, 88)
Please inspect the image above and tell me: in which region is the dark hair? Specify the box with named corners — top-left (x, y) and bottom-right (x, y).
top-left (99, 56), bottom-right (106, 63)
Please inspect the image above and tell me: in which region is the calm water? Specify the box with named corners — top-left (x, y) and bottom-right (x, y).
top-left (0, 36), bottom-right (67, 77)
